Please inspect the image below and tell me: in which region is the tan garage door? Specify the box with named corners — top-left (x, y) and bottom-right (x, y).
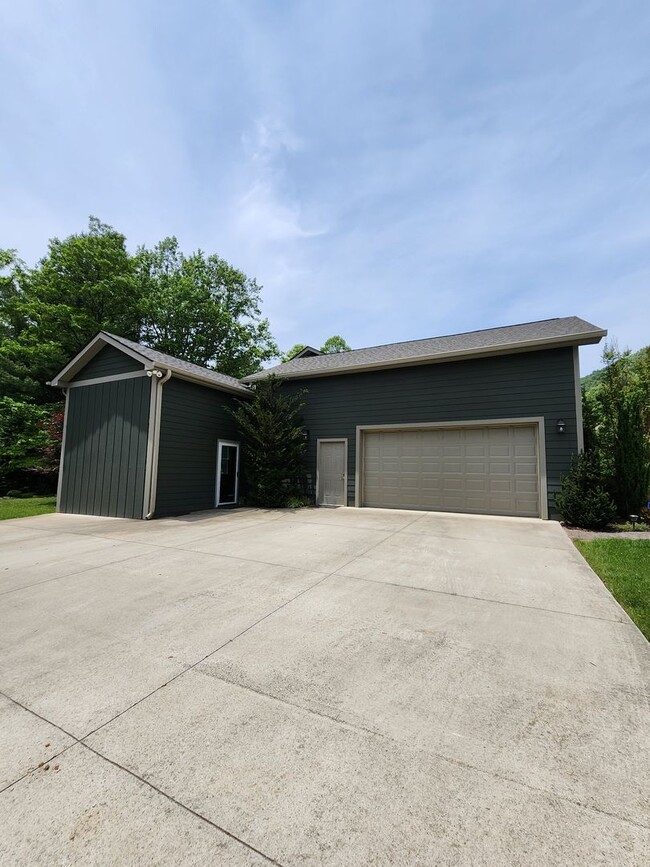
top-left (362, 426), bottom-right (539, 517)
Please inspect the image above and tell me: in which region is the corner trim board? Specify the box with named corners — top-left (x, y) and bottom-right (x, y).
top-left (354, 417), bottom-right (549, 520)
top-left (573, 346), bottom-right (584, 452)
top-left (55, 388), bottom-right (70, 511)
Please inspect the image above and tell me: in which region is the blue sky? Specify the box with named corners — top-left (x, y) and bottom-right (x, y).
top-left (2, 1), bottom-right (649, 373)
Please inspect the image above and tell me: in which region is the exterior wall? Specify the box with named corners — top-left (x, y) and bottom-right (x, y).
top-left (59, 376), bottom-right (152, 518)
top-left (71, 345), bottom-right (144, 380)
top-left (283, 347), bottom-right (579, 518)
top-left (155, 377), bottom-right (243, 517)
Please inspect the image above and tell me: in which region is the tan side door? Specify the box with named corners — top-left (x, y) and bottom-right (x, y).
top-left (317, 439), bottom-right (347, 506)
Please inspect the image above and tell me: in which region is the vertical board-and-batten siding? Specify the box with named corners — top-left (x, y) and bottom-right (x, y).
top-left (155, 378), bottom-right (242, 517)
top-left (70, 344), bottom-right (144, 380)
top-left (283, 347), bottom-right (579, 518)
top-left (59, 376), bottom-right (151, 518)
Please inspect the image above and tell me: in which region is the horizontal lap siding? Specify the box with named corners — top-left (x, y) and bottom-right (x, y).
top-left (155, 378), bottom-right (242, 517)
top-left (283, 348), bottom-right (579, 519)
top-left (71, 345), bottom-right (144, 380)
top-left (59, 377), bottom-right (151, 518)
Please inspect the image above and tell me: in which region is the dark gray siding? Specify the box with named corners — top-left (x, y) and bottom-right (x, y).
top-left (155, 378), bottom-right (242, 517)
top-left (59, 377), bottom-right (151, 518)
top-left (71, 345), bottom-right (144, 380)
top-left (283, 347), bottom-right (579, 518)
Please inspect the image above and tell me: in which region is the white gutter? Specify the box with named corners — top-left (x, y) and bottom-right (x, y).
top-left (144, 368), bottom-right (172, 519)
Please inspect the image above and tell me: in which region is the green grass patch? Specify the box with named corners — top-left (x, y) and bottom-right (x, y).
top-left (0, 496), bottom-right (57, 520)
top-left (575, 539), bottom-right (650, 640)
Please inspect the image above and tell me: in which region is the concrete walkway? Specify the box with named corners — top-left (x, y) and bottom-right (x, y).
top-left (0, 507), bottom-right (648, 865)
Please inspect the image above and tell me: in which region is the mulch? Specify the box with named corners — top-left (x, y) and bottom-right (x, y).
top-left (563, 525), bottom-right (650, 541)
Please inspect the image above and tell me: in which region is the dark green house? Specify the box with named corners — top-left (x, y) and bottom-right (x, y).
top-left (50, 316), bottom-right (606, 521)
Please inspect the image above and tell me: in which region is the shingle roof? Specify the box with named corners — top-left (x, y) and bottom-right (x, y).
top-left (104, 333), bottom-right (251, 394)
top-left (243, 316), bottom-right (606, 382)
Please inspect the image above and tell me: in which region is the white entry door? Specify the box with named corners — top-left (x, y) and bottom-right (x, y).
top-left (317, 439), bottom-right (347, 506)
top-left (216, 441), bottom-right (240, 506)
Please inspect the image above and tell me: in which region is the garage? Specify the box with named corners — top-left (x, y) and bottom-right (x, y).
top-left (361, 424), bottom-right (541, 517)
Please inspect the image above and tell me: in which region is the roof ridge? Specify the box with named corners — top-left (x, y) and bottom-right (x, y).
top-left (308, 317), bottom-right (571, 357)
top-left (244, 316), bottom-right (605, 383)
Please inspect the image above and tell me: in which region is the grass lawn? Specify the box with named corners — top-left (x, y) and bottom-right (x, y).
top-left (0, 496), bottom-right (57, 521)
top-left (575, 539), bottom-right (650, 640)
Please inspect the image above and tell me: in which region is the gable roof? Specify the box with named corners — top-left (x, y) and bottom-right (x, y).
top-left (243, 316), bottom-right (606, 382)
top-left (290, 346), bottom-right (323, 359)
top-left (49, 331), bottom-right (251, 396)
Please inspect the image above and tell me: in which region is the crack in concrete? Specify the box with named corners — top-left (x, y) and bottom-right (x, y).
top-left (192, 666), bottom-right (385, 739)
top-left (80, 742), bottom-right (288, 866)
top-left (0, 548), bottom-right (160, 597)
top-left (334, 572), bottom-right (632, 626)
top-left (0, 691), bottom-right (286, 865)
top-left (2, 681), bottom-right (648, 842)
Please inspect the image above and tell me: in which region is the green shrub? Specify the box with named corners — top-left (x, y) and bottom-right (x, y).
top-left (228, 376), bottom-right (308, 508)
top-left (556, 451), bottom-right (617, 529)
top-left (286, 495), bottom-right (311, 509)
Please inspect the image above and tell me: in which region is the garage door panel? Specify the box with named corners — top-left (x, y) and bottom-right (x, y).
top-left (363, 426), bottom-right (539, 518)
top-left (515, 479), bottom-right (538, 493)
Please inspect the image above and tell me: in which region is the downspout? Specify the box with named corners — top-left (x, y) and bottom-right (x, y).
top-left (144, 368), bottom-right (172, 519)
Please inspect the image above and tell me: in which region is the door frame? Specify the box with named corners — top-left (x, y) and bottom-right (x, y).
top-left (355, 418), bottom-right (547, 519)
top-left (316, 438), bottom-right (348, 507)
top-left (215, 439), bottom-right (240, 507)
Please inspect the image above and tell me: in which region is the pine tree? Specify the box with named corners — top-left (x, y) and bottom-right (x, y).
top-left (555, 451), bottom-right (616, 529)
top-left (228, 377), bottom-right (308, 507)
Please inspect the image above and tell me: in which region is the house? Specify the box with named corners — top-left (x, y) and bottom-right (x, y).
top-left (49, 316), bottom-right (606, 521)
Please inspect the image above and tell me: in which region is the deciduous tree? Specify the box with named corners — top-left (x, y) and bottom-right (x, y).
top-left (135, 237), bottom-right (278, 378)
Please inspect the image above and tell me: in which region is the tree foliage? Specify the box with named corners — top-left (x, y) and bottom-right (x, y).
top-left (320, 335), bottom-right (351, 354)
top-left (0, 398), bottom-right (62, 494)
top-left (0, 218), bottom-right (279, 403)
top-left (228, 377), bottom-right (307, 507)
top-left (282, 335), bottom-right (351, 362)
top-left (555, 451), bottom-right (617, 530)
top-left (0, 217), bottom-right (280, 494)
top-left (579, 342), bottom-right (650, 519)
top-left (1, 218), bottom-right (139, 402)
top-left (135, 237), bottom-right (278, 378)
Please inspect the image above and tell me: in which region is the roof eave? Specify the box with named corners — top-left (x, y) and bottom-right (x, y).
top-left (243, 329), bottom-right (608, 383)
top-left (153, 366), bottom-right (251, 397)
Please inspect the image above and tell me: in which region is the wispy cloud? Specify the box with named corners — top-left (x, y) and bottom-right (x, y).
top-left (1, 0), bottom-right (649, 369)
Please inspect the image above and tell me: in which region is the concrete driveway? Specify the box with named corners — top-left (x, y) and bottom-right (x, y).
top-left (1, 506), bottom-right (648, 865)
